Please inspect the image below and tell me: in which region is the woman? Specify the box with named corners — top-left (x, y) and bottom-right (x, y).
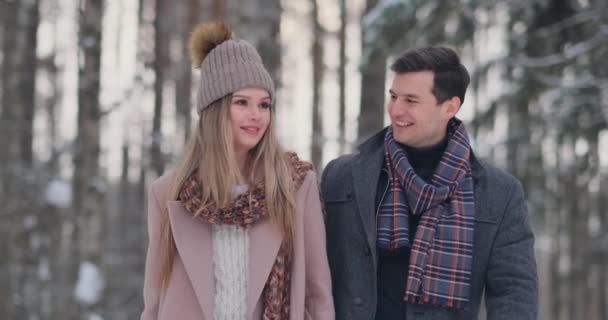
top-left (141, 22), bottom-right (334, 320)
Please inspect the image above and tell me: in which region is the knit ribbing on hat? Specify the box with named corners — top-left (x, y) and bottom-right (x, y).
top-left (197, 39), bottom-right (275, 113)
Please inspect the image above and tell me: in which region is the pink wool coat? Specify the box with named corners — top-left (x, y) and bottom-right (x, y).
top-left (140, 170), bottom-right (335, 320)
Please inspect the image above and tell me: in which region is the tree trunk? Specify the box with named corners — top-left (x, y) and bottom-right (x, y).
top-left (550, 139), bottom-right (564, 320)
top-left (0, 0), bottom-right (4, 95)
top-left (0, 0), bottom-right (39, 166)
top-left (213, 0), bottom-right (226, 17)
top-left (0, 0), bottom-right (40, 317)
top-left (232, 0), bottom-right (282, 88)
top-left (72, 0), bottom-right (106, 318)
top-left (565, 137), bottom-right (587, 320)
top-left (310, 0), bottom-right (323, 169)
top-left (357, 0), bottom-right (386, 144)
top-left (132, 2), bottom-right (155, 314)
top-left (175, 0), bottom-right (201, 143)
top-left (565, 140), bottom-right (578, 320)
top-left (599, 170), bottom-right (608, 320)
top-left (15, 179), bottom-right (49, 319)
top-left (338, 0), bottom-right (347, 153)
top-left (41, 51), bottom-right (61, 174)
top-left (150, 0), bottom-right (170, 177)
top-left (120, 143), bottom-right (146, 319)
top-left (103, 142), bottom-right (138, 320)
top-left (20, 1), bottom-right (39, 166)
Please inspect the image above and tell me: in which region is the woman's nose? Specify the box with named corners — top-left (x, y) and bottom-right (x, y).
top-left (248, 105), bottom-right (261, 120)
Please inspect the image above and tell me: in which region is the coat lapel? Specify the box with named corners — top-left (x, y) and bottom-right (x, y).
top-left (168, 200), bottom-right (282, 319)
top-left (351, 129), bottom-right (386, 263)
top-left (167, 201), bottom-right (214, 320)
top-left (247, 216), bottom-right (282, 318)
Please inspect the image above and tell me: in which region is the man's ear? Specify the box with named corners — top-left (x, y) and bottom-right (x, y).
top-left (442, 96), bottom-right (461, 119)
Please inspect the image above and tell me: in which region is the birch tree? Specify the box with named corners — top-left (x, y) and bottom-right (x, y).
top-left (71, 0), bottom-right (106, 318)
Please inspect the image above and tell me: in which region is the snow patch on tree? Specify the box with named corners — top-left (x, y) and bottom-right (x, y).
top-left (90, 176), bottom-right (109, 194)
top-left (38, 258), bottom-right (50, 281)
top-left (75, 261), bottom-right (105, 305)
top-left (362, 0), bottom-right (404, 32)
top-left (23, 215), bottom-right (37, 230)
top-left (45, 179), bottom-right (72, 208)
top-left (87, 313), bottom-right (104, 320)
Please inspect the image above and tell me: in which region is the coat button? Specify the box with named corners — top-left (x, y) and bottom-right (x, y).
top-left (353, 297), bottom-right (363, 306)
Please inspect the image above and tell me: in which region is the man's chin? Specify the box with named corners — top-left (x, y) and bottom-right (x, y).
top-left (393, 133), bottom-right (410, 145)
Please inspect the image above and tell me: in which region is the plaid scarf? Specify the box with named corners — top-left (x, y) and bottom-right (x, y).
top-left (178, 152), bottom-right (313, 319)
top-left (377, 118), bottom-right (475, 308)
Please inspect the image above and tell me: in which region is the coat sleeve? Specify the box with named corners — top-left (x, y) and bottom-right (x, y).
top-left (302, 171), bottom-right (336, 319)
top-left (141, 183), bottom-right (164, 320)
top-left (485, 180), bottom-right (538, 320)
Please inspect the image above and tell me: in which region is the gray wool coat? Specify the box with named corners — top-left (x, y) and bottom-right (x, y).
top-left (320, 128), bottom-right (538, 320)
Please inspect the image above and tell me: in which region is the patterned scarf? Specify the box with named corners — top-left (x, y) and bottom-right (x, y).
top-left (178, 152), bottom-right (313, 319)
top-left (377, 118), bottom-right (475, 308)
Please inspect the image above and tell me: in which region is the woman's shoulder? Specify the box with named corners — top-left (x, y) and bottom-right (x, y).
top-left (284, 151), bottom-right (315, 191)
top-left (149, 170), bottom-right (177, 202)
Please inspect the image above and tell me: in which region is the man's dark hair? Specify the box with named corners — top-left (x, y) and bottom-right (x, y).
top-left (390, 46), bottom-right (470, 104)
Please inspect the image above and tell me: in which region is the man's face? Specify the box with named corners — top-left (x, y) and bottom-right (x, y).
top-left (387, 71), bottom-right (458, 148)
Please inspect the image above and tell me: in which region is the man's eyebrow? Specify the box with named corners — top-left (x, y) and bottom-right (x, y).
top-left (389, 89), bottom-right (420, 99)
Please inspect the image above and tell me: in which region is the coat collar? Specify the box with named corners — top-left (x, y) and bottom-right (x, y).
top-left (351, 128), bottom-right (386, 262)
top-left (166, 200), bottom-right (282, 320)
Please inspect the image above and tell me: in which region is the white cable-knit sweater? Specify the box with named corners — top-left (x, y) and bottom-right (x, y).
top-left (212, 185), bottom-right (249, 320)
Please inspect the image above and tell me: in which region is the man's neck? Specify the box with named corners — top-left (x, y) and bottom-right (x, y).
top-left (400, 136), bottom-right (448, 180)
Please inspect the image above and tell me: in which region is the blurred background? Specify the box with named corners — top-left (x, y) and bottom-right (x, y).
top-left (0, 0), bottom-right (607, 319)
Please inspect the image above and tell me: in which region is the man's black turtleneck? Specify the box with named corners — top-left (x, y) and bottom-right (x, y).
top-left (375, 135), bottom-right (448, 319)
top-left (400, 136), bottom-right (448, 181)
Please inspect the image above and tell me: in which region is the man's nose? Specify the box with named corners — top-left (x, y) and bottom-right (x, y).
top-left (389, 102), bottom-right (406, 117)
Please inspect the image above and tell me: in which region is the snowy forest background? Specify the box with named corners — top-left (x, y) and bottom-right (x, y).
top-left (1, 0), bottom-right (607, 319)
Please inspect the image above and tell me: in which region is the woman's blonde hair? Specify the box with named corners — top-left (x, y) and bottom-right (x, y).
top-left (158, 95), bottom-right (296, 288)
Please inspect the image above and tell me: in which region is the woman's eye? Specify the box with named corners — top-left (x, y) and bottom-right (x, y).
top-left (260, 102), bottom-right (271, 109)
top-left (234, 99), bottom-right (248, 106)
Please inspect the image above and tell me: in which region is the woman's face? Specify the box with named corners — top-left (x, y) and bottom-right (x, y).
top-left (229, 87), bottom-right (271, 158)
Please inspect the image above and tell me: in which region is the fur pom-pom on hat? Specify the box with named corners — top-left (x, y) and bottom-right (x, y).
top-left (189, 21), bottom-right (233, 67)
top-left (189, 21), bottom-right (275, 113)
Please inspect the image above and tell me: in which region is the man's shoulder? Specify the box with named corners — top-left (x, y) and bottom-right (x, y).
top-left (325, 153), bottom-right (357, 172)
top-left (320, 153), bottom-right (359, 187)
top-left (476, 159), bottom-right (520, 188)
top-left (474, 158), bottom-right (524, 203)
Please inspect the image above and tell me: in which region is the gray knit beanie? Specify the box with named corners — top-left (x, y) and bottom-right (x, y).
top-left (189, 22), bottom-right (275, 113)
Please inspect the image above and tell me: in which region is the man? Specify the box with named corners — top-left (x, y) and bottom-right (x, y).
top-left (321, 46), bottom-right (537, 320)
